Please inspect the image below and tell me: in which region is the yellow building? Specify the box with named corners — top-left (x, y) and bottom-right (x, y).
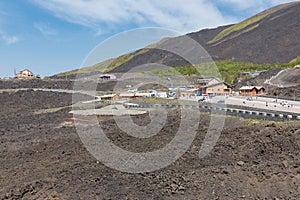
top-left (15, 69), bottom-right (35, 79)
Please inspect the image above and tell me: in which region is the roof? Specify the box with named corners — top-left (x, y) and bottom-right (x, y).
top-left (239, 86), bottom-right (256, 90)
top-left (19, 69), bottom-right (34, 74)
top-left (21, 69), bottom-right (32, 72)
top-left (119, 93), bottom-right (135, 97)
top-left (195, 77), bottom-right (221, 83)
top-left (187, 88), bottom-right (198, 92)
top-left (100, 94), bottom-right (117, 98)
top-left (134, 93), bottom-right (152, 97)
top-left (196, 78), bottom-right (213, 83)
top-left (255, 86), bottom-right (265, 90)
top-left (239, 86), bottom-right (265, 90)
top-left (119, 93), bottom-right (152, 98)
top-left (99, 74), bottom-right (116, 77)
top-left (204, 81), bottom-right (231, 88)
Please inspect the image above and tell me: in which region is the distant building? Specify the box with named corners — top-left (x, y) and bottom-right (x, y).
top-left (237, 71), bottom-right (266, 82)
top-left (239, 86), bottom-right (265, 96)
top-left (99, 94), bottom-right (118, 101)
top-left (156, 92), bottom-right (168, 98)
top-left (119, 93), bottom-right (136, 100)
top-left (99, 74), bottom-right (116, 80)
top-left (15, 69), bottom-right (35, 79)
top-left (135, 92), bottom-right (153, 98)
top-left (204, 82), bottom-right (232, 95)
top-left (194, 77), bottom-right (222, 88)
top-left (99, 92), bottom-right (155, 101)
top-left (196, 77), bottom-right (231, 95)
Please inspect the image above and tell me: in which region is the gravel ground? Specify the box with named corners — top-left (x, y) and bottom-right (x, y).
top-left (0, 89), bottom-right (299, 199)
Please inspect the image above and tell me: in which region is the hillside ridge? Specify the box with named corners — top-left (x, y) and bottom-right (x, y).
top-left (55, 2), bottom-right (300, 78)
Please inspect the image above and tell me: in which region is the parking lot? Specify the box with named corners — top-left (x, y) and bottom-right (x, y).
top-left (214, 96), bottom-right (300, 114)
top-left (178, 95), bottom-right (300, 114)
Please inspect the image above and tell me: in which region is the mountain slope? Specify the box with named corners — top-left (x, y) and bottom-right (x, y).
top-left (205, 1), bottom-right (300, 64)
top-left (55, 2), bottom-right (300, 77)
top-left (110, 1), bottom-right (300, 73)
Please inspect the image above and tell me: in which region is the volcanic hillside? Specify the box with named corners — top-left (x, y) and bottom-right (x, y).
top-left (266, 65), bottom-right (300, 87)
top-left (53, 2), bottom-right (300, 78)
top-left (110, 2), bottom-right (300, 73)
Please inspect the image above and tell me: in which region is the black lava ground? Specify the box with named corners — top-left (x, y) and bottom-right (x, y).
top-left (0, 90), bottom-right (299, 199)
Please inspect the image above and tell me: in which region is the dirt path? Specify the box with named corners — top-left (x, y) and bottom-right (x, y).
top-left (265, 65), bottom-right (300, 87)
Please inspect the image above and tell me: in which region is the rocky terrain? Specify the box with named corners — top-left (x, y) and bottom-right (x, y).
top-left (0, 79), bottom-right (116, 92)
top-left (1, 1), bottom-right (300, 199)
top-left (0, 88), bottom-right (299, 199)
top-left (235, 66), bottom-right (300, 100)
top-left (267, 66), bottom-right (300, 87)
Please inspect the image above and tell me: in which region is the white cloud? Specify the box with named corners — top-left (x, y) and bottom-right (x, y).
top-left (270, 0), bottom-right (297, 5)
top-left (34, 23), bottom-right (57, 36)
top-left (0, 32), bottom-right (19, 44)
top-left (32, 0), bottom-right (233, 34)
top-left (216, 0), bottom-right (296, 11)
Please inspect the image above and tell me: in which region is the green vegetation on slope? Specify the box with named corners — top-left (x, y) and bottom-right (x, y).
top-left (55, 59), bottom-right (114, 77)
top-left (55, 48), bottom-right (154, 77)
top-left (284, 56), bottom-right (300, 67)
top-left (54, 36), bottom-right (173, 78)
top-left (105, 52), bottom-right (138, 72)
top-left (105, 47), bottom-right (162, 72)
top-left (208, 2), bottom-right (295, 44)
top-left (55, 56), bottom-right (299, 85)
top-left (151, 59), bottom-right (288, 84)
top-left (216, 60), bottom-right (275, 84)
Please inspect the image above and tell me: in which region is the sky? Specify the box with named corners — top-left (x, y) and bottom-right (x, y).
top-left (0, 0), bottom-right (296, 78)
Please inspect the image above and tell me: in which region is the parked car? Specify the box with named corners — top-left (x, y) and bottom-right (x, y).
top-left (198, 96), bottom-right (207, 102)
top-left (217, 99), bottom-right (225, 103)
top-left (246, 96), bottom-right (253, 101)
top-left (280, 101), bottom-right (288, 106)
top-left (198, 98), bottom-right (206, 102)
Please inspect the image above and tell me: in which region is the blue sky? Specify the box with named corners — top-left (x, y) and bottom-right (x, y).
top-left (0, 0), bottom-right (296, 78)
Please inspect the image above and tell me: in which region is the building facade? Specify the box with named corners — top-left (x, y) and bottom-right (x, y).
top-left (239, 86), bottom-right (265, 96)
top-left (204, 82), bottom-right (232, 95)
top-left (99, 74), bottom-right (116, 80)
top-left (15, 69), bottom-right (35, 79)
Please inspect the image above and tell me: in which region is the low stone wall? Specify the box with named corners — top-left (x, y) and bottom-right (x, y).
top-left (0, 79), bottom-right (116, 91)
top-left (0, 79), bottom-right (74, 90)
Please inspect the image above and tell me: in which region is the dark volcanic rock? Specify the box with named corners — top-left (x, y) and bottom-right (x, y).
top-left (0, 79), bottom-right (116, 91)
top-left (0, 90), bottom-right (299, 199)
top-left (206, 2), bottom-right (300, 64)
top-left (111, 2), bottom-right (300, 73)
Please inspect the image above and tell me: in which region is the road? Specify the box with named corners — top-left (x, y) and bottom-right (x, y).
top-left (178, 95), bottom-right (300, 114)
top-left (214, 96), bottom-right (300, 114)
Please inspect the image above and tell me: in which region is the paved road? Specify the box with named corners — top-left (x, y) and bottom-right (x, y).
top-left (215, 96), bottom-right (300, 114)
top-left (179, 95), bottom-right (300, 114)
